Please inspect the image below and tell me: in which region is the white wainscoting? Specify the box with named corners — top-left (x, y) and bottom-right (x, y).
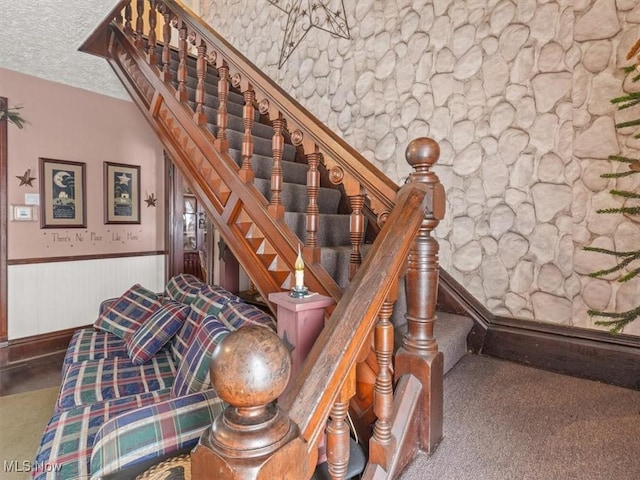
top-left (8, 255), bottom-right (166, 340)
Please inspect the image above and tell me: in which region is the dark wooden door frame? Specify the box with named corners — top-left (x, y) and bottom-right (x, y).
top-left (1, 97), bottom-right (9, 363)
top-left (165, 153), bottom-right (184, 279)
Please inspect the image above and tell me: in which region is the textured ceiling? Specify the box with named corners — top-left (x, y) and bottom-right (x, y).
top-left (0, 0), bottom-right (128, 100)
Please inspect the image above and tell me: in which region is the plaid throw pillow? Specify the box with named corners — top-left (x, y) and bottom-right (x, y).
top-left (170, 285), bottom-right (240, 365)
top-left (94, 284), bottom-right (161, 339)
top-left (126, 301), bottom-right (190, 365)
top-left (170, 316), bottom-right (229, 398)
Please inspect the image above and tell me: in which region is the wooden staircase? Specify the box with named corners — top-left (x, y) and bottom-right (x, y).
top-left (81, 1), bottom-right (472, 478)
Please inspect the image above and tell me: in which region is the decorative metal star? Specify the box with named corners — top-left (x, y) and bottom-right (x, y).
top-left (217, 237), bottom-right (227, 261)
top-left (281, 330), bottom-right (296, 354)
top-left (16, 168), bottom-right (36, 187)
top-left (268, 0), bottom-right (351, 68)
top-left (145, 193), bottom-right (157, 207)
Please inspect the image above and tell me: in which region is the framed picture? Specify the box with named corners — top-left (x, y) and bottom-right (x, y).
top-left (104, 162), bottom-right (140, 224)
top-left (39, 158), bottom-right (87, 228)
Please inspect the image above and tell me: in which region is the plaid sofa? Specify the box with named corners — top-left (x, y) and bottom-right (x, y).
top-left (33, 274), bottom-right (276, 479)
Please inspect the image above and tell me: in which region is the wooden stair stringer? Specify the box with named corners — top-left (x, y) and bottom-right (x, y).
top-left (105, 25), bottom-right (344, 314)
top-left (361, 375), bottom-right (423, 480)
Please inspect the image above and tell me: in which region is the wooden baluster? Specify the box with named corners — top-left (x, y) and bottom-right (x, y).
top-left (160, 6), bottom-right (172, 82)
top-left (115, 6), bottom-right (123, 25)
top-left (239, 87), bottom-right (256, 182)
top-left (124, 1), bottom-right (133, 36)
top-left (306, 148), bottom-right (321, 262)
top-left (395, 137), bottom-right (446, 453)
top-left (175, 23), bottom-right (188, 102)
top-left (135, 0), bottom-right (145, 49)
top-left (193, 40), bottom-right (207, 125)
top-left (369, 297), bottom-right (396, 469)
top-left (269, 114), bottom-right (285, 218)
top-left (349, 189), bottom-right (365, 280)
top-left (215, 62), bottom-right (230, 152)
top-left (326, 368), bottom-right (355, 480)
top-left (147, 0), bottom-right (157, 65)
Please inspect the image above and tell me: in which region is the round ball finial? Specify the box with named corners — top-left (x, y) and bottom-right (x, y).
top-left (210, 325), bottom-right (291, 408)
top-left (405, 137), bottom-right (440, 170)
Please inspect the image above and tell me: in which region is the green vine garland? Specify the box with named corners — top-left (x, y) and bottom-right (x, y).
top-left (586, 39), bottom-right (640, 334)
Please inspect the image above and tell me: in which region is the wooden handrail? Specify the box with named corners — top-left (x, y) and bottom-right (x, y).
top-left (280, 181), bottom-right (431, 447)
top-left (191, 180), bottom-right (436, 478)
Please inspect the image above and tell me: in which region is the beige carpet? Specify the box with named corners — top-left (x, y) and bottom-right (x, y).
top-left (0, 387), bottom-right (58, 480)
top-left (399, 355), bottom-right (640, 480)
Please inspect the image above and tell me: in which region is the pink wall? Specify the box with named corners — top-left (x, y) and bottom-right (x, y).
top-left (1, 68), bottom-right (165, 259)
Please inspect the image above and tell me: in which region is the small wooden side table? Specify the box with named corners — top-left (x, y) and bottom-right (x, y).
top-left (268, 291), bottom-right (335, 379)
top-left (269, 291), bottom-right (335, 465)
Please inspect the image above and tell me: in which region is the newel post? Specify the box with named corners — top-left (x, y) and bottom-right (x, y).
top-left (394, 137), bottom-right (446, 453)
top-left (191, 325), bottom-right (310, 479)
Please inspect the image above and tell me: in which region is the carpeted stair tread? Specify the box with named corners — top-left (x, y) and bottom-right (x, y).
top-left (251, 155), bottom-right (308, 185)
top-left (168, 61), bottom-right (221, 87)
top-left (182, 75), bottom-right (246, 105)
top-left (196, 91), bottom-right (245, 117)
top-left (394, 312), bottom-right (473, 375)
top-left (319, 243), bottom-right (471, 374)
top-left (169, 60), bottom-right (219, 81)
top-left (284, 212), bottom-right (353, 247)
top-left (319, 245), bottom-right (353, 290)
top-left (205, 127), bottom-right (297, 160)
top-left (253, 178), bottom-right (341, 214)
top-left (225, 150), bottom-right (309, 185)
top-left (192, 103), bottom-right (272, 136)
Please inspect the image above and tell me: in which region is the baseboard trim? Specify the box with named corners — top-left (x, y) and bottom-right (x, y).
top-left (437, 268), bottom-right (640, 390)
top-left (482, 321), bottom-right (640, 390)
top-left (7, 250), bottom-right (166, 266)
top-left (0, 326), bottom-right (90, 366)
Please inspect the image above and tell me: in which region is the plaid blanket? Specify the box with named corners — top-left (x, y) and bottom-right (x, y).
top-left (90, 389), bottom-right (225, 478)
top-left (33, 389), bottom-right (172, 480)
top-left (56, 351), bottom-right (177, 412)
top-left (218, 301), bottom-right (276, 331)
top-left (164, 273), bottom-right (205, 305)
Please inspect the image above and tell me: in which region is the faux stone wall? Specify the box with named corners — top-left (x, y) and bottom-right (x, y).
top-left (199, 0), bottom-right (640, 336)
top-left (573, 0), bottom-right (640, 335)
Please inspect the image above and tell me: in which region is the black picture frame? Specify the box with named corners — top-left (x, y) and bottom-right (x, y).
top-left (104, 162), bottom-right (141, 224)
top-left (39, 157), bottom-right (87, 229)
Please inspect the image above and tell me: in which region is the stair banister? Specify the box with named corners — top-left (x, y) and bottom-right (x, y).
top-left (162, 0), bottom-right (399, 215)
top-left (99, 23), bottom-right (345, 312)
top-left (82, 2), bottom-right (448, 474)
top-left (190, 175), bottom-right (438, 479)
top-left (87, 0), bottom-right (393, 306)
top-left (279, 177), bottom-right (435, 450)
